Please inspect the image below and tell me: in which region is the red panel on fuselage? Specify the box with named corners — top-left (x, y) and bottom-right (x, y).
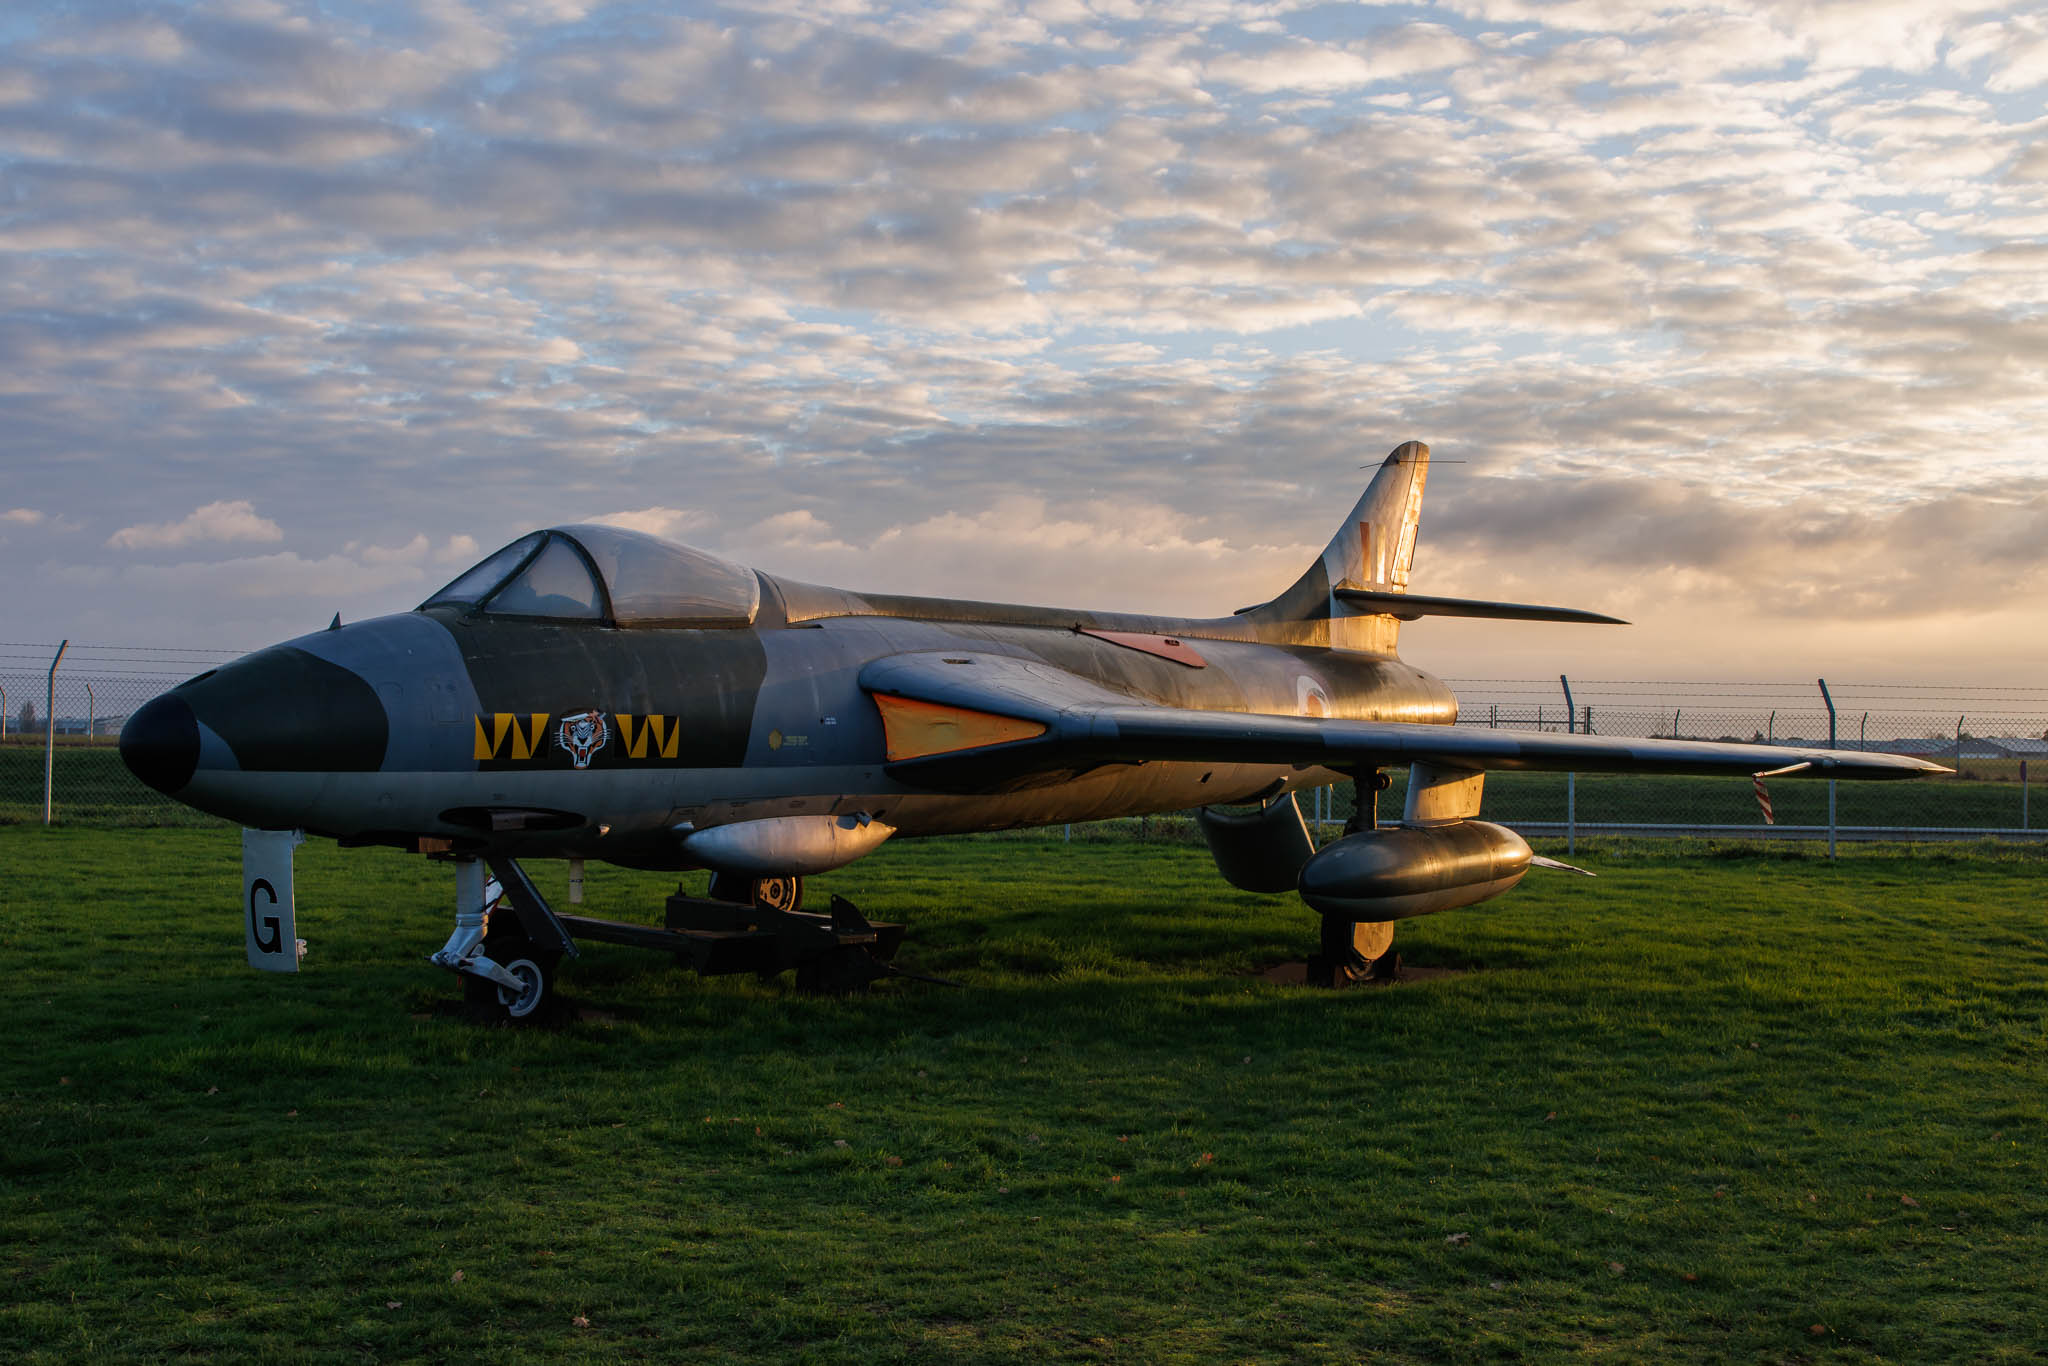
top-left (1077, 628), bottom-right (1207, 668)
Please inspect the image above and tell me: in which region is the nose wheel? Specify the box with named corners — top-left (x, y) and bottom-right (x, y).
top-left (431, 857), bottom-right (576, 1023)
top-left (464, 940), bottom-right (559, 1022)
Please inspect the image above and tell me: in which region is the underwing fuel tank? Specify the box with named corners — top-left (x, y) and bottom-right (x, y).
top-left (679, 813), bottom-right (896, 877)
top-left (1297, 820), bottom-right (1532, 921)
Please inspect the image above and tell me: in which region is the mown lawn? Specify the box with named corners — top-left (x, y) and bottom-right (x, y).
top-left (2, 827), bottom-right (2044, 1363)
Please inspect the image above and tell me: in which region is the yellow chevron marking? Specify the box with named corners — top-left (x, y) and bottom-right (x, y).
top-left (479, 712), bottom-right (676, 761)
top-left (475, 713), bottom-right (551, 760)
top-left (513, 713), bottom-right (547, 760)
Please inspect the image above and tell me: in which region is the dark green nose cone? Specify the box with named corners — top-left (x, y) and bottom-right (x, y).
top-left (121, 693), bottom-right (200, 794)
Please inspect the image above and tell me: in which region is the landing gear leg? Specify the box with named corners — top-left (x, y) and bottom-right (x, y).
top-left (1302, 769), bottom-right (1400, 987)
top-left (430, 856), bottom-right (564, 1022)
top-left (1304, 916), bottom-right (1397, 987)
top-left (1346, 768), bottom-right (1393, 835)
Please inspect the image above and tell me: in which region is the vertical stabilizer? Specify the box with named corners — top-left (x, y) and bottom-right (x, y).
top-left (1245, 441), bottom-right (1430, 652)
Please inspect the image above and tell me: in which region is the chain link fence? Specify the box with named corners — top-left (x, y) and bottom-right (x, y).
top-left (1, 643), bottom-right (247, 827)
top-left (4, 645), bottom-right (2043, 840)
top-left (1322, 677), bottom-right (2047, 842)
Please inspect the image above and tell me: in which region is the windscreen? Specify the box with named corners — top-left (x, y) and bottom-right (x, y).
top-left (420, 532), bottom-right (544, 608)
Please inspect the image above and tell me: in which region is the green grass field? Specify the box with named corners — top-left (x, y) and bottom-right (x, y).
top-left (4, 826), bottom-right (2045, 1363)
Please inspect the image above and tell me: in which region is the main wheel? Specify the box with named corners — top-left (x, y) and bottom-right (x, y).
top-left (754, 875), bottom-right (803, 913)
top-left (1304, 917), bottom-right (1395, 987)
top-left (706, 872), bottom-right (804, 912)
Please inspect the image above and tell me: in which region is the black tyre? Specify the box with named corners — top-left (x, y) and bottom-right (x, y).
top-left (462, 926), bottom-right (560, 1023)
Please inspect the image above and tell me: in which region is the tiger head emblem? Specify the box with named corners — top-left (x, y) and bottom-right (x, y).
top-left (555, 709), bottom-right (609, 769)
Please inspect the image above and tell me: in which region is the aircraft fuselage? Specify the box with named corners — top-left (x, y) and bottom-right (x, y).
top-left (126, 589), bottom-right (1456, 870)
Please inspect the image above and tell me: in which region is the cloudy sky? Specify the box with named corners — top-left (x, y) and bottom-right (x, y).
top-left (4, 0), bottom-right (2045, 688)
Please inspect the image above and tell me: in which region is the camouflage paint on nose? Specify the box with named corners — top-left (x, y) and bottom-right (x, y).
top-left (120, 692), bottom-right (200, 794)
top-left (174, 647), bottom-right (390, 772)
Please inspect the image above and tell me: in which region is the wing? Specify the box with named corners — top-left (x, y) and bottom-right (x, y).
top-left (860, 652), bottom-right (1949, 792)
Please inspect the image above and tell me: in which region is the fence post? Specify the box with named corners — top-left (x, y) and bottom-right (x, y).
top-left (1768, 710), bottom-right (1775, 744)
top-left (1, 682), bottom-right (7, 739)
top-left (1818, 679), bottom-right (1836, 859)
top-left (1955, 716), bottom-right (1964, 776)
top-left (2023, 760), bottom-right (2029, 831)
top-left (44, 639), bottom-right (68, 825)
top-left (86, 682), bottom-right (95, 744)
top-left (1673, 707), bottom-right (1680, 740)
top-left (1560, 675), bottom-right (1577, 850)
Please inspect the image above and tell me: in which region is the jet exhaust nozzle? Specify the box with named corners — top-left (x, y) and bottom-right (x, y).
top-left (1298, 819), bottom-right (1531, 920)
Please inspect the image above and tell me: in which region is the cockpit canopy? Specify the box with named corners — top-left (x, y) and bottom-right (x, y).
top-left (420, 525), bottom-right (761, 628)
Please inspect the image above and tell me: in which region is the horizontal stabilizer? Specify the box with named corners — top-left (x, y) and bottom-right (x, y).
top-left (1333, 588), bottom-right (1626, 625)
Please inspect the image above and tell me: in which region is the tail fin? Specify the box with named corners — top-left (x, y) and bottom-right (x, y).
top-left (1243, 440), bottom-right (1429, 652)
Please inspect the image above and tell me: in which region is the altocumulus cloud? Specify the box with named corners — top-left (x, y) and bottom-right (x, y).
top-left (0, 0), bottom-right (2042, 680)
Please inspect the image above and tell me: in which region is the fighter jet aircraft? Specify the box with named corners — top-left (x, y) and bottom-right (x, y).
top-left (121, 441), bottom-right (1944, 1017)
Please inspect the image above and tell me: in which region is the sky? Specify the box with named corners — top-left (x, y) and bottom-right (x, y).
top-left (3, 0), bottom-right (2045, 691)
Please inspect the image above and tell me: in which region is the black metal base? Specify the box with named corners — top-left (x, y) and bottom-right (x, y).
top-left (536, 890), bottom-right (908, 994)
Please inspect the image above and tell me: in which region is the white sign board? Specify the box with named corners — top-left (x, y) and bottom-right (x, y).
top-left (243, 828), bottom-right (306, 972)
